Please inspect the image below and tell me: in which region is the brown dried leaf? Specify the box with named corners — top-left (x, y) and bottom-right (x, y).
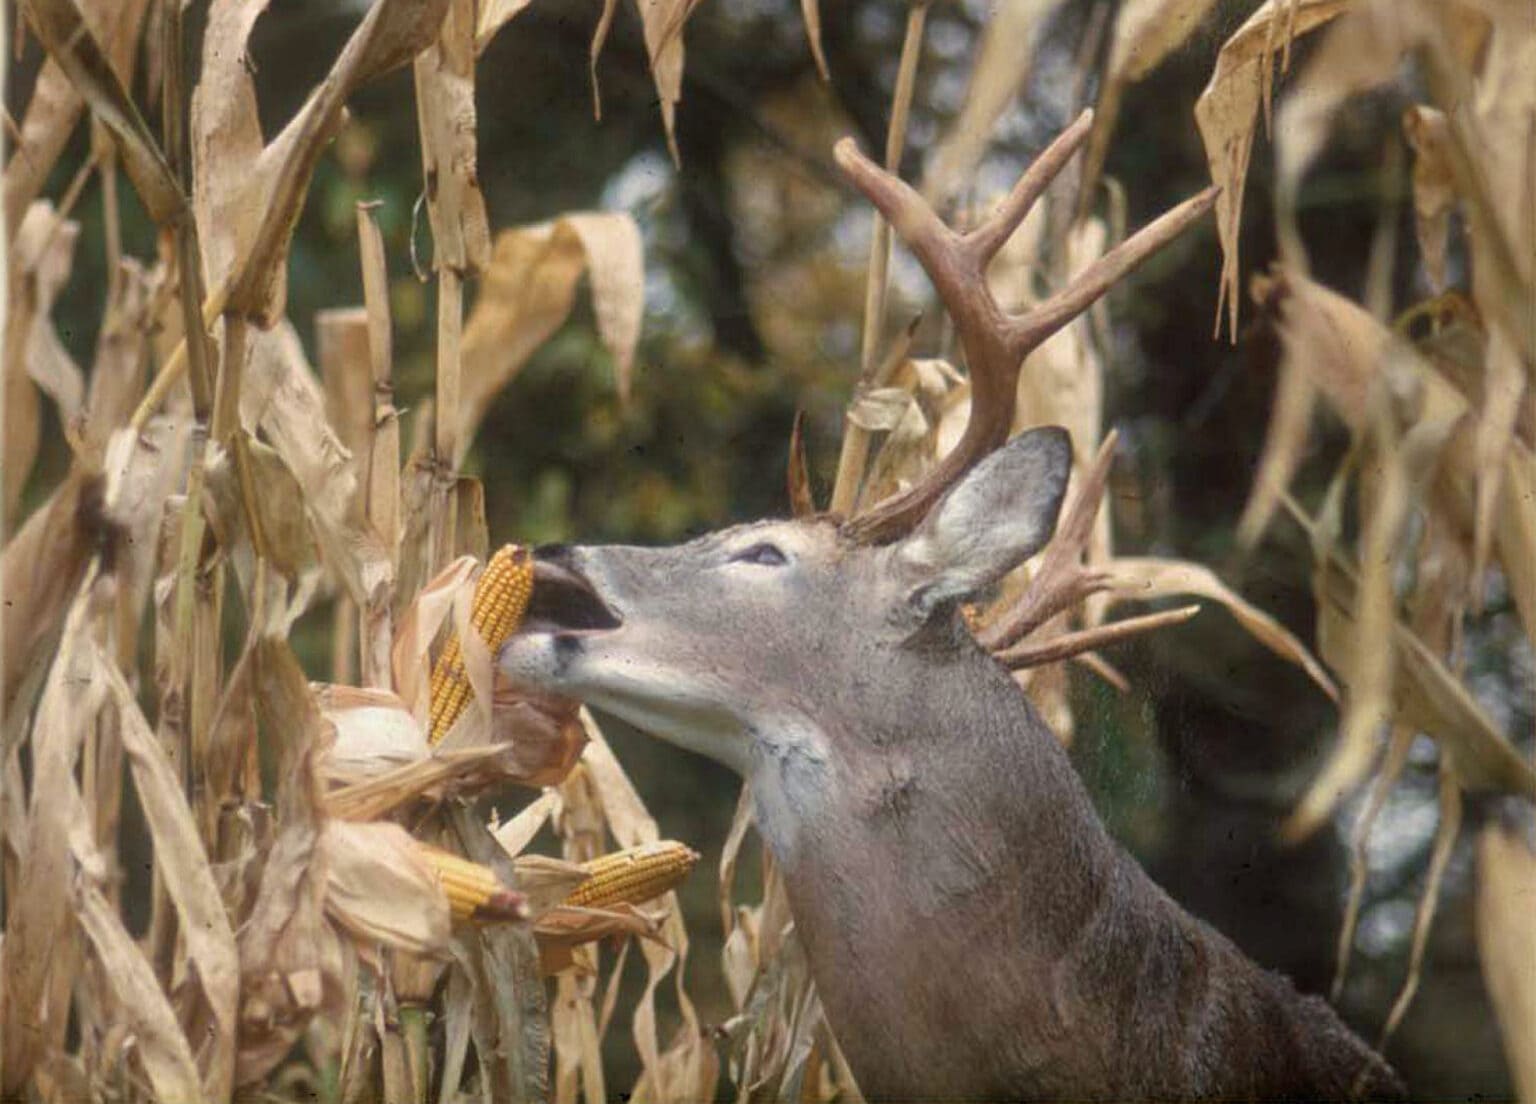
top-left (1305, 538), bottom-right (1536, 806)
top-left (636, 0), bottom-right (691, 162)
top-left (204, 433), bottom-right (324, 627)
top-left (0, 592), bottom-right (108, 1096)
top-left (476, 0), bottom-right (535, 52)
top-left (3, 60), bottom-right (82, 233)
top-left (1476, 809), bottom-right (1536, 1103)
top-left (1195, 0), bottom-right (1349, 338)
top-left (494, 789), bottom-right (561, 858)
top-left (318, 307), bottom-right (376, 463)
top-left (481, 677), bottom-right (588, 786)
top-left (194, 0), bottom-right (452, 320)
top-left (19, 0), bottom-right (183, 224)
top-left (237, 639), bottom-right (350, 1086)
top-left (449, 805), bottom-right (551, 1102)
top-left (74, 880), bottom-right (203, 1100)
top-left (391, 553), bottom-right (477, 723)
top-left (322, 744), bottom-right (509, 822)
top-left (0, 469), bottom-right (104, 716)
top-left (1470, 329), bottom-right (1525, 597)
top-left (11, 201), bottom-right (85, 430)
top-left (84, 257), bottom-right (157, 449)
top-left (1104, 556), bottom-right (1339, 700)
top-left (243, 324), bottom-right (391, 609)
top-left (458, 212), bottom-right (643, 459)
top-left (512, 852), bottom-right (592, 919)
top-left (101, 653), bottom-right (239, 1098)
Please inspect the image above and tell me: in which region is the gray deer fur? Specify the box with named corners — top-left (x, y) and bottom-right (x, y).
top-left (500, 426), bottom-right (1405, 1101)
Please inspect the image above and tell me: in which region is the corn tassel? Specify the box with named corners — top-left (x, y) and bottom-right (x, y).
top-left (562, 841), bottom-right (700, 910)
top-left (428, 544), bottom-right (534, 744)
top-left (417, 843), bottom-right (528, 921)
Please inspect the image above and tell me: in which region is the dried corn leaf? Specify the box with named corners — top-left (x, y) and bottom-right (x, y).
top-left (323, 744), bottom-right (510, 822)
top-left (324, 820), bottom-right (452, 957)
top-left (319, 307), bottom-right (376, 462)
top-left (494, 790), bottom-right (561, 859)
top-left (0, 469), bottom-right (105, 715)
top-left (475, 677), bottom-right (587, 786)
top-left (922, 0), bottom-right (1068, 207)
top-left (1080, 0), bottom-right (1221, 211)
top-left (237, 641), bottom-right (348, 1085)
top-left (512, 852), bottom-right (592, 918)
top-left (476, 0), bottom-right (534, 51)
top-left (1305, 542), bottom-right (1536, 804)
top-left (11, 201), bottom-right (85, 430)
top-left (243, 324), bottom-right (391, 610)
top-left (19, 0), bottom-right (182, 225)
top-left (392, 554), bottom-right (478, 723)
top-left (1103, 556), bottom-right (1338, 700)
top-left (204, 433), bottom-right (324, 628)
top-left (1195, 0), bottom-right (1349, 338)
top-left (1470, 329), bottom-right (1525, 595)
top-left (101, 651), bottom-right (238, 1098)
top-left (1264, 268), bottom-right (1536, 638)
top-left (3, 59), bottom-right (82, 232)
top-left (1476, 808), bottom-right (1536, 1102)
top-left (458, 213), bottom-right (643, 459)
top-left (75, 879), bottom-right (203, 1101)
top-left (194, 0), bottom-right (451, 320)
top-left (84, 257), bottom-right (158, 450)
top-left (0, 594), bottom-right (107, 1096)
top-left (574, 714), bottom-right (710, 1099)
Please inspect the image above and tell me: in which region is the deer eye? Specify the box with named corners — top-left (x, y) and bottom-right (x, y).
top-left (730, 542), bottom-right (788, 567)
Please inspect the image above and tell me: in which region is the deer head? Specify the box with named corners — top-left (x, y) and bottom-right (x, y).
top-left (499, 425), bottom-right (1071, 837)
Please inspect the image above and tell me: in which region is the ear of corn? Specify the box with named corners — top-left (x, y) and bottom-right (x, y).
top-left (428, 544), bottom-right (534, 744)
top-left (416, 842), bottom-right (529, 921)
top-left (418, 838), bottom-right (699, 927)
top-left (562, 840), bottom-right (700, 910)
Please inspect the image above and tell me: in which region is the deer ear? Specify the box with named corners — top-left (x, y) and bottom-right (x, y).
top-left (895, 426), bottom-right (1071, 619)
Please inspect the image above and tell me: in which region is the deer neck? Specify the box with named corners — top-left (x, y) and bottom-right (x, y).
top-left (742, 647), bottom-right (1131, 1095)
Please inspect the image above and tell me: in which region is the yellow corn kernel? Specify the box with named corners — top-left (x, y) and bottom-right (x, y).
top-left (562, 841), bottom-right (700, 910)
top-left (428, 544), bottom-right (534, 744)
top-left (417, 842), bottom-right (527, 921)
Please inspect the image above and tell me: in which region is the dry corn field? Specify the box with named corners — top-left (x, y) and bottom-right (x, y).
top-left (1, 0), bottom-right (1533, 1101)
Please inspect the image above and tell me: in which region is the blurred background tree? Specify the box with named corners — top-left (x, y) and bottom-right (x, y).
top-left (8, 0), bottom-right (1528, 1096)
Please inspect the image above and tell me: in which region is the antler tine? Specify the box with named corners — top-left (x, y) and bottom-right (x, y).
top-left (979, 431), bottom-right (1118, 653)
top-left (1006, 185), bottom-right (1221, 353)
top-left (964, 109), bottom-right (1095, 266)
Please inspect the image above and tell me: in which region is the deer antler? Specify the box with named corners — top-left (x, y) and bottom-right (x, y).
top-left (834, 110), bottom-right (1219, 543)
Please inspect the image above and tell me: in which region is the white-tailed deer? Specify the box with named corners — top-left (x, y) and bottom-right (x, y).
top-left (499, 114), bottom-right (1405, 1101)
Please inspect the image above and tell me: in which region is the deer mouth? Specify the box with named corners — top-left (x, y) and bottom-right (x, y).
top-left (522, 560), bottom-right (623, 635)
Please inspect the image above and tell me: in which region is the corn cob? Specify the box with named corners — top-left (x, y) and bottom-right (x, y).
top-left (428, 544), bottom-right (534, 744)
top-left (416, 842), bottom-right (528, 921)
top-left (561, 841), bottom-right (700, 910)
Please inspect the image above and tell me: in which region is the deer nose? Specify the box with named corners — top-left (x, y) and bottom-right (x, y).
top-left (533, 542), bottom-right (575, 565)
